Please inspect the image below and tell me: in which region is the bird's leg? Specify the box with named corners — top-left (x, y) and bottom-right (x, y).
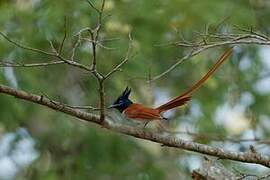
top-left (143, 121), bottom-right (149, 128)
top-left (162, 117), bottom-right (168, 120)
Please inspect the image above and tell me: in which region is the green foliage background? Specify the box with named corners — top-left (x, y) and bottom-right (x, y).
top-left (0, 0), bottom-right (270, 179)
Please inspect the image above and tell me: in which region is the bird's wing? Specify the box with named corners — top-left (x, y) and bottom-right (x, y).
top-left (124, 103), bottom-right (162, 120)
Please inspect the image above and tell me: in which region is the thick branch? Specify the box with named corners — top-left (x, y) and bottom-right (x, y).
top-left (0, 84), bottom-right (270, 168)
top-left (0, 84), bottom-right (100, 124)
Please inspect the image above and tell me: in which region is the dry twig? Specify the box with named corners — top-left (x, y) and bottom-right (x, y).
top-left (151, 32), bottom-right (270, 82)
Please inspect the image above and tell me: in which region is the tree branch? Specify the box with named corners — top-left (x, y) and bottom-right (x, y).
top-left (0, 84), bottom-right (270, 168)
top-left (0, 32), bottom-right (54, 56)
top-left (58, 17), bottom-right (67, 55)
top-left (151, 33), bottom-right (270, 82)
top-left (0, 60), bottom-right (65, 68)
top-left (104, 33), bottom-right (133, 79)
top-left (165, 129), bottom-right (268, 144)
top-left (86, 0), bottom-right (107, 123)
top-left (0, 32), bottom-right (92, 72)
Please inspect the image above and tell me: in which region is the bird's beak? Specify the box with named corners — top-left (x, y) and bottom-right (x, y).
top-left (108, 105), bottom-right (115, 109)
top-left (108, 104), bottom-right (119, 109)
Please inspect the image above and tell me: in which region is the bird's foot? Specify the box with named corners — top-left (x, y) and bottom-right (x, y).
top-left (143, 121), bottom-right (149, 128)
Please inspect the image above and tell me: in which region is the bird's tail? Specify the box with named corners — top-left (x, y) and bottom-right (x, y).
top-left (156, 47), bottom-right (233, 113)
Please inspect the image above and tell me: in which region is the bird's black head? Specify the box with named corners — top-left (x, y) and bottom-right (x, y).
top-left (109, 87), bottom-right (133, 113)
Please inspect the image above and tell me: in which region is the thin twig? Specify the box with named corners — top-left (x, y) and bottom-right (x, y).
top-left (71, 33), bottom-right (82, 61)
top-left (66, 105), bottom-right (100, 111)
top-left (100, 37), bottom-right (121, 42)
top-left (233, 25), bottom-right (270, 41)
top-left (0, 32), bottom-right (54, 56)
top-left (89, 0), bottom-right (105, 74)
top-left (85, 0), bottom-right (101, 14)
top-left (58, 17), bottom-right (67, 55)
top-left (104, 33), bottom-right (133, 79)
top-left (0, 32), bottom-right (92, 72)
top-left (89, 30), bottom-right (103, 79)
top-left (81, 37), bottom-right (116, 50)
top-left (0, 60), bottom-right (65, 67)
top-left (97, 42), bottom-right (116, 50)
top-left (49, 40), bottom-right (58, 55)
top-left (150, 33), bottom-right (270, 82)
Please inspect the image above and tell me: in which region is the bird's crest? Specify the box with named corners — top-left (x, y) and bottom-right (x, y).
top-left (121, 86), bottom-right (131, 99)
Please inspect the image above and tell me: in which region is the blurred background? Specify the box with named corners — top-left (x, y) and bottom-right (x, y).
top-left (0, 0), bottom-right (270, 179)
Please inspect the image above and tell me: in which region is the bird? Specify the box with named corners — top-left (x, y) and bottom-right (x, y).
top-left (109, 48), bottom-right (233, 127)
